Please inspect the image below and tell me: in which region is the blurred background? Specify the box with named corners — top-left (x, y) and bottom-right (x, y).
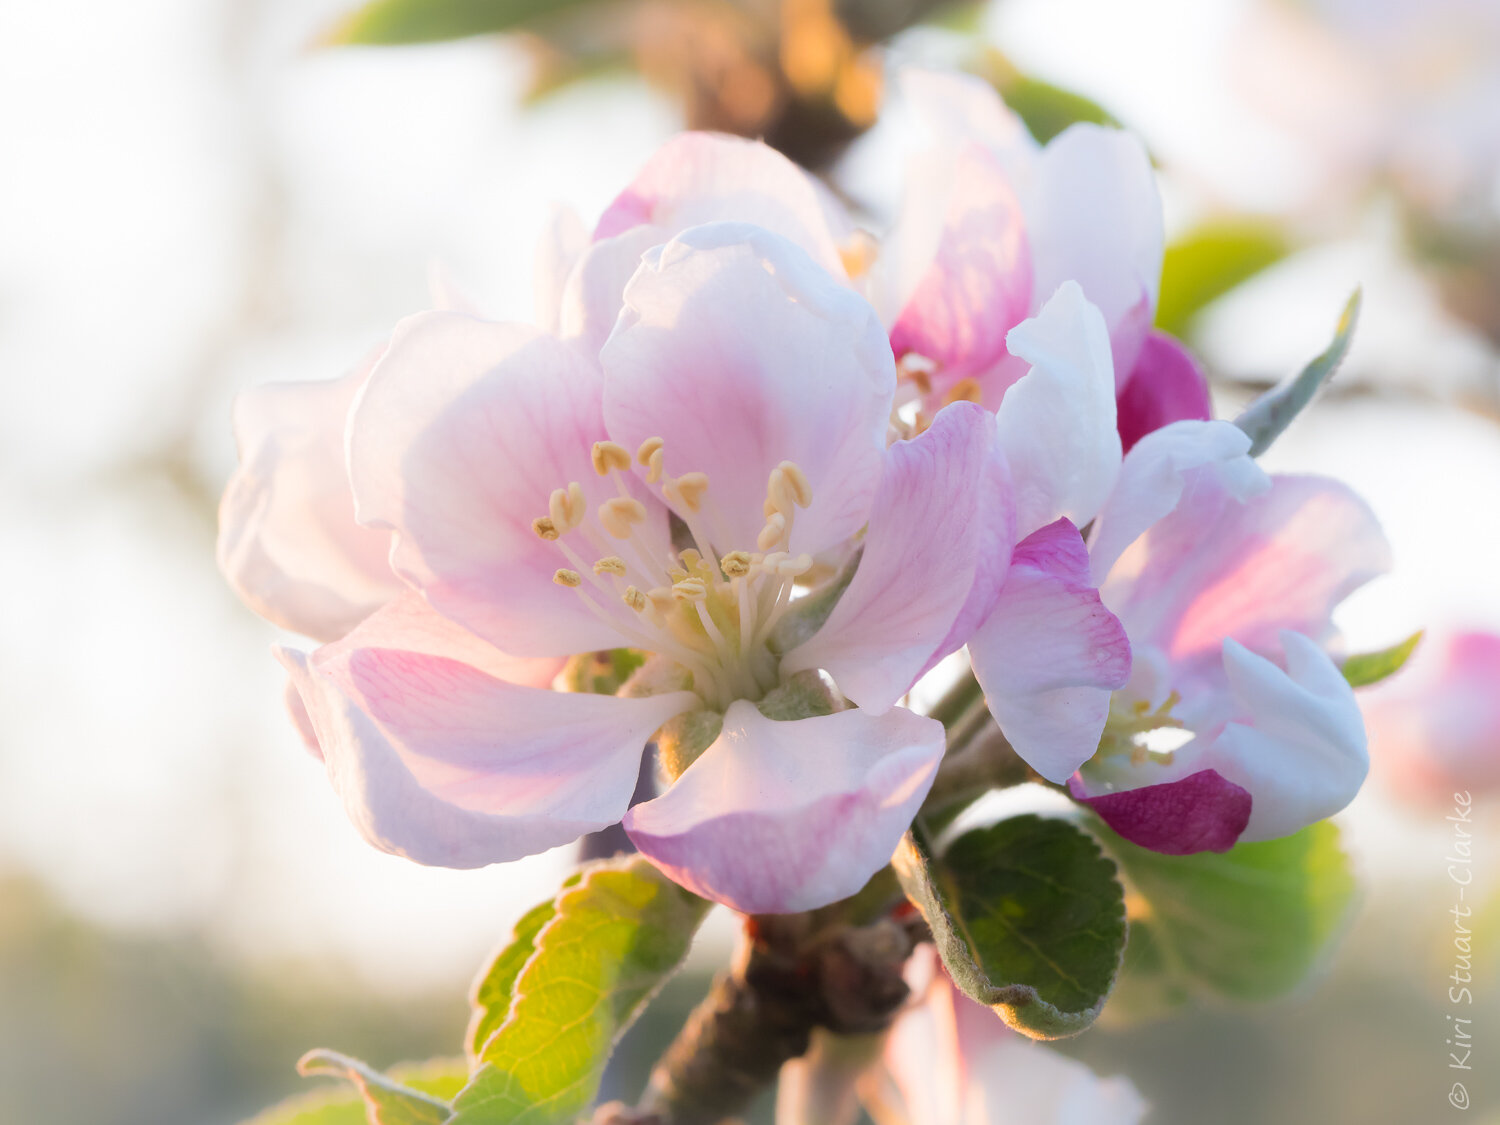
top-left (2, 0), bottom-right (1498, 1121)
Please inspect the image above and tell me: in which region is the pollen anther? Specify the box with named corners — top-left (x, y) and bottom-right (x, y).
top-left (599, 496), bottom-right (648, 539)
top-left (553, 568), bottom-right (583, 588)
top-left (531, 517), bottom-right (559, 541)
top-left (622, 586), bottom-right (647, 612)
top-left (594, 556), bottom-right (627, 576)
top-left (720, 550), bottom-right (752, 578)
top-left (592, 441), bottom-right (632, 476)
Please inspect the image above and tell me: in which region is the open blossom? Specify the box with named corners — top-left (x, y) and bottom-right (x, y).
top-left (947, 273), bottom-right (1390, 853)
top-left (253, 222), bottom-right (1024, 915)
top-left (1364, 631), bottom-right (1500, 806)
top-left (819, 948), bottom-right (1146, 1125)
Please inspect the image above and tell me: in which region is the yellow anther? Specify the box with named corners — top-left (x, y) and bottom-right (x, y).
top-left (672, 578), bottom-right (707, 601)
top-left (548, 487), bottom-right (572, 530)
top-left (767, 467), bottom-right (796, 517)
top-left (777, 461), bottom-right (813, 508)
top-left (598, 496), bottom-right (648, 539)
top-left (645, 447), bottom-right (665, 484)
top-left (636, 436), bottom-right (664, 467)
top-left (622, 585), bottom-right (648, 612)
top-left (593, 556), bottom-right (627, 577)
top-left (944, 377), bottom-right (983, 405)
top-left (667, 566), bottom-right (689, 583)
top-left (757, 512), bottom-right (787, 551)
top-left (531, 516), bottom-right (559, 541)
top-left (720, 550), bottom-right (752, 578)
top-left (679, 548), bottom-right (702, 570)
top-left (592, 440), bottom-right (632, 476)
top-left (777, 552), bottom-right (814, 577)
top-left (553, 568), bottom-right (583, 588)
top-left (675, 471), bottom-right (710, 512)
top-left (838, 230), bottom-right (879, 279)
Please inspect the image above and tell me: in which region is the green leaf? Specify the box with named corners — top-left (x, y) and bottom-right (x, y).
top-left (244, 1060), bottom-right (469, 1125)
top-left (449, 857), bottom-right (712, 1124)
top-left (1234, 289), bottom-right (1361, 457)
top-left (1155, 218), bottom-right (1292, 337)
top-left (558, 649), bottom-right (648, 696)
top-left (892, 815), bottom-right (1127, 1039)
top-left (1342, 630), bottom-right (1423, 688)
top-left (322, 0), bottom-right (599, 46)
top-left (1102, 820), bottom-right (1356, 1016)
top-left (467, 879), bottom-right (576, 1060)
top-left (288, 1052), bottom-right (458, 1125)
top-left (998, 75), bottom-right (1118, 144)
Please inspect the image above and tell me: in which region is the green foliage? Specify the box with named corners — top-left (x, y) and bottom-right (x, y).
top-left (893, 816), bottom-right (1127, 1039)
top-left (467, 882), bottom-right (574, 1060)
top-left (248, 1057), bottom-right (466, 1125)
top-left (1155, 219), bottom-right (1291, 337)
top-left (448, 857), bottom-right (711, 1124)
top-left (322, 0), bottom-right (598, 46)
top-left (559, 649), bottom-right (648, 696)
top-left (1101, 821), bottom-right (1356, 1019)
top-left (1342, 631), bottom-right (1423, 688)
top-left (997, 75), bottom-right (1118, 144)
top-left (1234, 289), bottom-right (1361, 457)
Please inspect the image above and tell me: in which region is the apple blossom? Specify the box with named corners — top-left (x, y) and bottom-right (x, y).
top-left (269, 222), bottom-right (1023, 914)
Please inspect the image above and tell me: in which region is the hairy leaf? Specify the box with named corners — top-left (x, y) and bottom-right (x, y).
top-left (1234, 289), bottom-right (1361, 457)
top-left (449, 857), bottom-right (711, 1124)
top-left (244, 1060), bottom-right (468, 1125)
top-left (1155, 218), bottom-right (1291, 337)
top-left (1101, 820), bottom-right (1356, 1018)
top-left (291, 1053), bottom-right (458, 1125)
top-left (893, 815), bottom-right (1126, 1039)
top-left (323, 0), bottom-right (600, 46)
top-left (1342, 630), bottom-right (1423, 688)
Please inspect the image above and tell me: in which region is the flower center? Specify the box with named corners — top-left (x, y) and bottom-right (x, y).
top-left (1097, 693), bottom-right (1189, 766)
top-left (532, 437), bottom-right (816, 709)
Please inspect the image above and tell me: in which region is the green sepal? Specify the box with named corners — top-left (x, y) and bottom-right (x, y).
top-left (1342, 630), bottom-right (1423, 688)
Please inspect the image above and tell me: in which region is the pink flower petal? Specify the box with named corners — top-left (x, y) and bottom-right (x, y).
top-left (897, 68), bottom-right (1039, 169)
top-left (623, 700), bottom-right (943, 913)
top-left (557, 225), bottom-right (664, 355)
top-left (1115, 330), bottom-right (1213, 453)
top-left (1102, 472), bottom-right (1391, 674)
top-left (969, 520), bottom-right (1132, 783)
top-left (782, 402), bottom-right (1013, 712)
top-left (594, 132), bottom-right (852, 278)
top-left (1088, 419), bottom-right (1269, 585)
top-left (534, 203), bottom-right (588, 333)
top-left (348, 311), bottom-right (670, 657)
top-left (1366, 631), bottom-right (1500, 805)
top-left (886, 143), bottom-right (1032, 387)
top-left (217, 355), bottom-right (402, 641)
top-left (1069, 768), bottom-right (1252, 854)
top-left (1026, 124), bottom-right (1163, 382)
top-left (601, 223), bottom-right (895, 556)
top-left (996, 281), bottom-right (1121, 538)
top-left (281, 621), bottom-right (696, 868)
top-left (1206, 633), bottom-right (1368, 842)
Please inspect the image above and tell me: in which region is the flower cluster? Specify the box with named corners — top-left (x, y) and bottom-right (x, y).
top-left (219, 69), bottom-right (1388, 914)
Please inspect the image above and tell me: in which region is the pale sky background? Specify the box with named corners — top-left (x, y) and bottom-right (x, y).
top-left (1, 0), bottom-right (1497, 996)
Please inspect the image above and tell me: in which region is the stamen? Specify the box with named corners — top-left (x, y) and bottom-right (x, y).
top-left (757, 512), bottom-right (787, 551)
top-left (944, 378), bottom-right (983, 405)
top-left (672, 578), bottom-right (707, 601)
top-left (592, 441), bottom-right (632, 476)
top-left (720, 551), bottom-right (752, 579)
top-left (622, 586), bottom-right (647, 612)
top-left (776, 461), bottom-right (813, 508)
top-left (675, 472), bottom-right (710, 512)
top-left (553, 568), bottom-right (582, 588)
top-left (548, 488), bottom-right (571, 530)
top-left (594, 556), bottom-right (627, 577)
top-left (599, 496), bottom-right (648, 539)
top-left (636, 437), bottom-right (665, 483)
top-left (532, 516), bottom-right (559, 541)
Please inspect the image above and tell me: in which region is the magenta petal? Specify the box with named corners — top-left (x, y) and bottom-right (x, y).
top-left (968, 519), bottom-right (1132, 783)
top-left (624, 701), bottom-right (944, 913)
top-left (782, 402), bottom-right (1013, 712)
top-left (1116, 331), bottom-right (1213, 453)
top-left (1070, 769), bottom-right (1251, 855)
